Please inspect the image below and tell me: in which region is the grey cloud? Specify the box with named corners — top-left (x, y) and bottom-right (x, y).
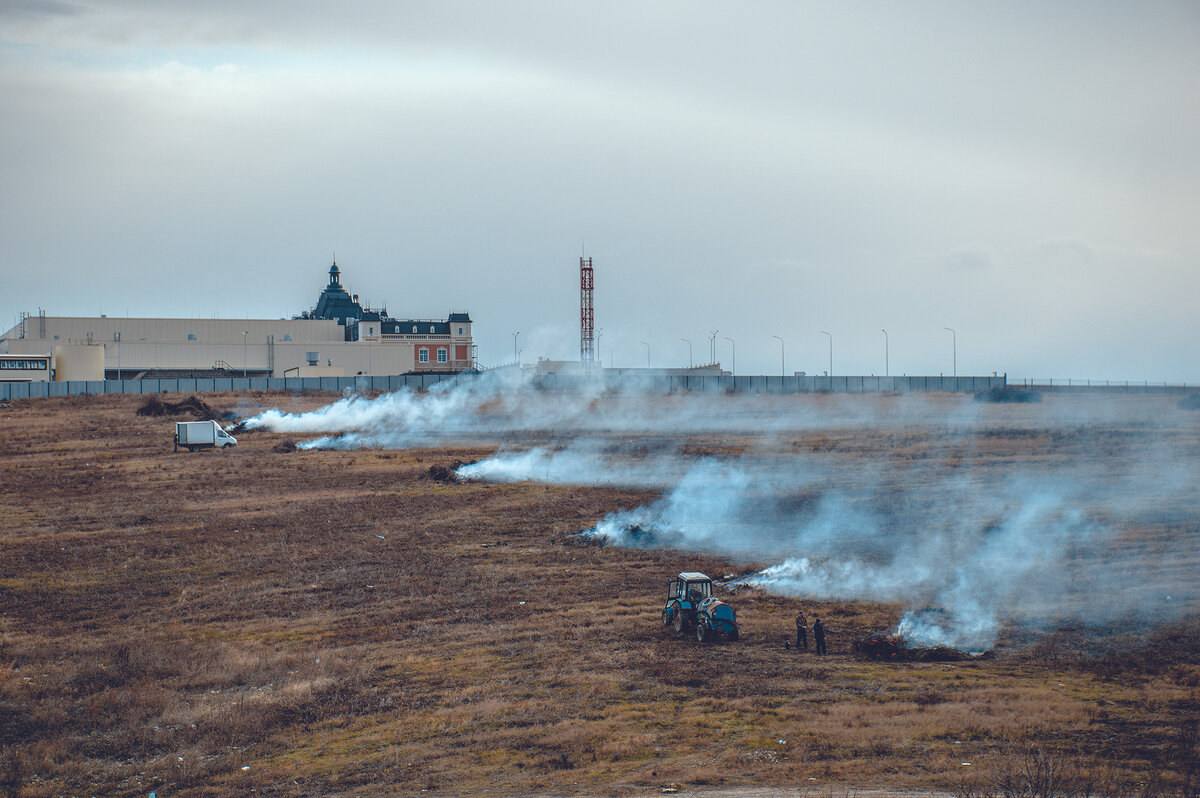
top-left (941, 248), bottom-right (996, 272)
top-left (1, 1), bottom-right (1198, 379)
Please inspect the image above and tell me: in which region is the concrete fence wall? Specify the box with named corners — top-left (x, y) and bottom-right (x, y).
top-left (0, 373), bottom-right (467, 401)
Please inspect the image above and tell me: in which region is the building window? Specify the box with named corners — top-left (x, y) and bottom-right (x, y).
top-left (457, 327), bottom-right (463, 334)
top-left (437, 348), bottom-right (447, 363)
top-left (187, 333), bottom-right (197, 341)
top-left (283, 334), bottom-right (292, 341)
top-left (1, 359), bottom-right (48, 370)
top-left (419, 348), bottom-right (429, 363)
top-left (412, 326), bottom-right (417, 333)
top-left (429, 325), bottom-right (435, 333)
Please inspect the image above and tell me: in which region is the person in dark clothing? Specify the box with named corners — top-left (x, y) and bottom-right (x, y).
top-left (794, 610), bottom-right (808, 650)
top-left (813, 617), bottom-right (827, 655)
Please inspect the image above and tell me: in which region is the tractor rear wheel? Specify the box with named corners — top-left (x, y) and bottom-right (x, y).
top-left (671, 604), bottom-right (684, 634)
top-left (728, 627), bottom-right (739, 642)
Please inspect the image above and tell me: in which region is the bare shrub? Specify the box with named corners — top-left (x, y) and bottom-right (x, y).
top-left (992, 745), bottom-right (1082, 798)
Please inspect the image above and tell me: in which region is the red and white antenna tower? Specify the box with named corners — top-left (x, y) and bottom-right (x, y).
top-left (580, 256), bottom-right (595, 368)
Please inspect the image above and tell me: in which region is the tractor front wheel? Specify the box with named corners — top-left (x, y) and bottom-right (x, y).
top-left (696, 622), bottom-right (708, 643)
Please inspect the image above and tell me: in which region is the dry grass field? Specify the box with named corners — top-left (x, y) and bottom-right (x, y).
top-left (1, 391), bottom-right (1198, 797)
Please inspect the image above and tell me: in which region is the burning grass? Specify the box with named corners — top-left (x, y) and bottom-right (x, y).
top-left (1, 392), bottom-right (1198, 796)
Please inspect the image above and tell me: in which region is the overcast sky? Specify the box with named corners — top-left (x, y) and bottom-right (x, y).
top-left (2, 1), bottom-right (1197, 380)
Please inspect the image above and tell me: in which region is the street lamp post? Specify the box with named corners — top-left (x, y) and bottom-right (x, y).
top-left (723, 336), bottom-right (735, 376)
top-left (708, 330), bottom-right (719, 364)
top-left (944, 327), bottom-right (956, 377)
top-left (820, 331), bottom-right (832, 376)
top-left (881, 329), bottom-right (889, 377)
top-left (681, 338), bottom-right (693, 367)
top-left (772, 335), bottom-right (785, 377)
top-left (242, 330), bottom-right (248, 378)
top-left (512, 331), bottom-right (519, 363)
top-left (640, 341), bottom-right (651, 368)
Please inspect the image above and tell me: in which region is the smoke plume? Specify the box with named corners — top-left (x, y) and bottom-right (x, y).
top-left (243, 377), bottom-right (1200, 649)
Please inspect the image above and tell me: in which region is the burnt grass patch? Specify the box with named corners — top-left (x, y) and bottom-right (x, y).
top-left (0, 392), bottom-right (1199, 796)
top-left (974, 384), bottom-right (1041, 403)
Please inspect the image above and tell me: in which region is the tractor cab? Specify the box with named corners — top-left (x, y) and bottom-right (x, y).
top-left (668, 572), bottom-right (712, 607)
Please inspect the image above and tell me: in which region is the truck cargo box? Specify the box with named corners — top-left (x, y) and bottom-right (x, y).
top-left (174, 420), bottom-right (237, 452)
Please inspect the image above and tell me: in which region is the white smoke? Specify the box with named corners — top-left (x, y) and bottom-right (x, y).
top-left (242, 375), bottom-right (1200, 650)
top-left (455, 442), bottom-right (685, 488)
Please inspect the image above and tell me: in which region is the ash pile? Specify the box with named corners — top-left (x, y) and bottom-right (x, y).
top-left (853, 631), bottom-right (993, 662)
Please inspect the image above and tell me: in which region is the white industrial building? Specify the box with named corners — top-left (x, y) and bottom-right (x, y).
top-left (0, 263), bottom-right (475, 382)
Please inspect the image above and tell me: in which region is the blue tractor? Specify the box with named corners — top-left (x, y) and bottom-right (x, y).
top-left (662, 571), bottom-right (740, 642)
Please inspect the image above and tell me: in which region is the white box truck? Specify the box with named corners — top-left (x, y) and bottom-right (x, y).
top-left (174, 420), bottom-right (238, 452)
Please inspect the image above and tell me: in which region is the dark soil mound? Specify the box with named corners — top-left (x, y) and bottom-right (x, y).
top-left (974, 384), bottom-right (1041, 403)
top-left (273, 440), bottom-right (297, 453)
top-left (426, 464), bottom-right (461, 483)
top-left (136, 394), bottom-right (221, 420)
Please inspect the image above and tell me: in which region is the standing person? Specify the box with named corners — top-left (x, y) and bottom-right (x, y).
top-left (794, 609), bottom-right (808, 650)
top-left (813, 617), bottom-right (827, 655)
